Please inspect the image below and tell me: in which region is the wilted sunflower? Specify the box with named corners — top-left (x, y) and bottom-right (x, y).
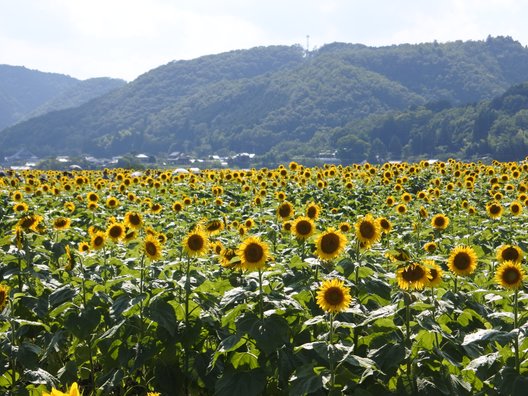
top-left (182, 228), bottom-right (209, 257)
top-left (144, 234), bottom-right (162, 260)
top-left (90, 231), bottom-right (106, 251)
top-left (447, 246), bottom-right (478, 276)
top-left (495, 260), bottom-right (525, 290)
top-left (53, 217), bottom-right (71, 231)
top-left (396, 262), bottom-right (430, 290)
top-left (486, 201), bottom-right (503, 219)
top-left (220, 247), bottom-right (239, 268)
top-left (496, 244), bottom-right (523, 264)
top-left (277, 201), bottom-right (294, 220)
top-left (205, 219), bottom-right (224, 234)
top-left (124, 211), bottom-right (143, 230)
top-left (431, 214), bottom-right (449, 230)
top-left (17, 214), bottom-right (43, 232)
top-left (423, 260), bottom-right (443, 287)
top-left (106, 222), bottom-right (125, 242)
top-left (316, 278), bottom-right (352, 313)
top-left (237, 236), bottom-right (270, 271)
top-left (64, 245), bottom-right (75, 271)
top-left (315, 228), bottom-right (347, 261)
top-left (306, 202), bottom-right (321, 220)
top-left (0, 284), bottom-right (10, 311)
top-left (355, 214), bottom-right (381, 247)
top-left (291, 216), bottom-right (315, 240)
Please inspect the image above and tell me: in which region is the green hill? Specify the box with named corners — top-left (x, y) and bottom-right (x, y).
top-left (0, 65), bottom-right (125, 130)
top-left (2, 36), bottom-right (528, 163)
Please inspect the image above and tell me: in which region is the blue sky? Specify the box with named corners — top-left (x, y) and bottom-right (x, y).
top-left (0, 0), bottom-right (526, 81)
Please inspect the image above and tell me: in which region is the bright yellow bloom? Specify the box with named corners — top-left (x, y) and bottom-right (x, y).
top-left (144, 234), bottom-right (162, 260)
top-left (237, 236), bottom-right (270, 271)
top-left (431, 214), bottom-right (449, 230)
top-left (496, 244), bottom-right (523, 264)
top-left (291, 216), bottom-right (315, 240)
top-left (182, 228), bottom-right (209, 257)
top-left (316, 278), bottom-right (352, 313)
top-left (315, 228), bottom-right (347, 261)
top-left (447, 246), bottom-right (478, 276)
top-left (355, 214), bottom-right (381, 247)
top-left (43, 382), bottom-right (80, 396)
top-left (495, 260), bottom-right (525, 290)
top-left (0, 284), bottom-right (10, 311)
top-left (396, 263), bottom-right (430, 290)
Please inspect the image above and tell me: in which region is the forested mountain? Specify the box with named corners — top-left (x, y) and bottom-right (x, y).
top-left (0, 65), bottom-right (125, 130)
top-left (2, 36), bottom-right (528, 163)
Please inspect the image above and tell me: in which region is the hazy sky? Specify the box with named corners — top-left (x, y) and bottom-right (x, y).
top-left (1, 0), bottom-right (526, 81)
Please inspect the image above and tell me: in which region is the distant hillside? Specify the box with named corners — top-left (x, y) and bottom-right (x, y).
top-left (2, 36), bottom-right (528, 162)
top-left (0, 65), bottom-right (125, 130)
top-left (331, 81), bottom-right (528, 163)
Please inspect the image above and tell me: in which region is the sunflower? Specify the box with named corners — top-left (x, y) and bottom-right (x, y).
top-left (315, 228), bottom-right (347, 261)
top-left (447, 246), bottom-right (478, 276)
top-left (386, 196), bottom-right (396, 206)
top-left (182, 228), bottom-right (209, 257)
top-left (204, 219), bottom-right (224, 235)
top-left (355, 214), bottom-right (381, 247)
top-left (86, 192), bottom-right (99, 203)
top-left (395, 203), bottom-right (407, 214)
top-left (316, 278), bottom-right (352, 313)
top-left (424, 241), bottom-right (437, 254)
top-left (0, 284), bottom-right (10, 311)
top-left (377, 217), bottom-right (392, 234)
top-left (509, 200), bottom-right (523, 216)
top-left (106, 222), bottom-right (125, 242)
top-left (105, 196), bottom-right (120, 209)
top-left (150, 202), bottom-right (163, 214)
top-left (172, 201), bottom-right (184, 212)
top-left (496, 244), bottom-right (523, 264)
top-left (423, 260), bottom-right (443, 287)
top-left (12, 190), bottom-right (23, 202)
top-left (13, 202), bottom-right (28, 213)
top-left (495, 260), bottom-right (525, 290)
top-left (486, 201), bottom-right (503, 219)
top-left (90, 231), bottom-right (106, 251)
top-left (78, 242), bottom-right (90, 254)
top-left (64, 201), bottom-right (76, 212)
top-left (17, 214), bottom-right (43, 232)
top-left (124, 211), bottom-right (143, 230)
top-left (64, 245), bottom-right (75, 271)
top-left (53, 217), bottom-right (71, 231)
top-left (338, 222), bottom-right (351, 233)
top-left (306, 202), bottom-right (321, 220)
top-left (144, 234), bottom-right (162, 260)
top-left (43, 382), bottom-right (80, 396)
top-left (237, 236), bottom-right (270, 271)
top-left (396, 263), bottom-right (430, 290)
top-left (220, 248), bottom-right (239, 268)
top-left (277, 201), bottom-right (294, 220)
top-left (291, 216), bottom-right (315, 240)
top-left (431, 214), bottom-right (449, 230)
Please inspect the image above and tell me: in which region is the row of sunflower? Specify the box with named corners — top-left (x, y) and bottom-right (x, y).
top-left (0, 159), bottom-right (526, 395)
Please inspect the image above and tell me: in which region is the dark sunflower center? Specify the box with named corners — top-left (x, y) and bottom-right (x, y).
top-left (307, 207), bottom-right (317, 218)
top-left (402, 265), bottom-right (426, 282)
top-left (296, 220), bottom-right (312, 235)
top-left (489, 205), bottom-right (501, 214)
top-left (324, 287), bottom-right (344, 305)
top-left (0, 290), bottom-right (6, 304)
top-left (278, 204), bottom-right (292, 218)
top-left (502, 267), bottom-right (520, 284)
top-left (359, 221), bottom-right (375, 239)
top-left (109, 226), bottom-right (123, 238)
top-left (511, 204), bottom-right (521, 213)
top-left (207, 221), bottom-right (222, 231)
top-left (434, 217), bottom-right (445, 227)
top-left (380, 219), bottom-right (389, 230)
top-left (244, 243), bottom-right (264, 263)
top-left (224, 249), bottom-right (236, 261)
top-left (453, 252), bottom-right (470, 270)
top-left (129, 214), bottom-right (141, 225)
top-left (398, 205), bottom-right (406, 213)
top-left (429, 268), bottom-right (438, 281)
top-left (145, 241), bottom-right (157, 256)
top-left (321, 233), bottom-right (340, 254)
top-left (502, 247), bottom-right (519, 262)
top-left (187, 234), bottom-right (204, 251)
top-left (94, 236), bottom-right (104, 247)
top-left (20, 217), bottom-right (35, 228)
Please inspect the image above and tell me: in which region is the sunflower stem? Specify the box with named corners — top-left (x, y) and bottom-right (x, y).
top-left (258, 268), bottom-right (264, 322)
top-left (328, 313), bottom-right (336, 390)
top-left (513, 288), bottom-right (520, 374)
top-left (79, 255), bottom-right (96, 394)
top-left (404, 293), bottom-right (414, 391)
top-left (184, 255), bottom-right (192, 396)
top-left (430, 287), bottom-right (440, 348)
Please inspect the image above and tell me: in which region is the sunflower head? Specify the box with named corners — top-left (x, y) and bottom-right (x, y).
top-left (42, 382), bottom-right (80, 396)
top-left (64, 245), bottom-right (75, 271)
top-left (424, 241), bottom-right (437, 254)
top-left (78, 242), bottom-right (90, 254)
top-left (90, 231), bottom-right (106, 250)
top-left (124, 211), bottom-right (143, 230)
top-left (316, 278), bottom-right (352, 313)
top-left (447, 246), bottom-right (478, 276)
top-left (355, 214), bottom-right (381, 247)
top-left (277, 201), bottom-right (294, 220)
top-left (220, 247), bottom-right (239, 268)
top-left (396, 263), bottom-right (430, 290)
top-left (431, 214), bottom-right (449, 230)
top-left (0, 284), bottom-right (10, 311)
top-left (236, 236), bottom-right (270, 271)
top-left (496, 244), bottom-right (523, 264)
top-left (306, 202), bottom-right (321, 220)
top-left (183, 228), bottom-right (209, 257)
top-left (53, 217), bottom-right (71, 230)
top-left (106, 223), bottom-right (125, 242)
top-left (291, 216), bottom-right (315, 241)
top-left (377, 217), bottom-right (392, 234)
top-left (486, 201), bottom-right (503, 219)
top-left (144, 234), bottom-right (162, 260)
top-left (204, 219), bottom-right (224, 234)
top-left (495, 260), bottom-right (525, 290)
top-left (423, 260), bottom-right (443, 288)
top-left (510, 201), bottom-right (523, 216)
top-left (315, 228), bottom-right (347, 261)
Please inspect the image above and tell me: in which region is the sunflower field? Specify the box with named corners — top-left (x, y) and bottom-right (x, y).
top-left (0, 159), bottom-right (528, 395)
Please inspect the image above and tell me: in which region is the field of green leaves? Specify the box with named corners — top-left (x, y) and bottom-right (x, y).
top-left (0, 159), bottom-right (527, 395)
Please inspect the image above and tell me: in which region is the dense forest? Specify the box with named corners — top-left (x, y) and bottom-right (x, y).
top-left (2, 36), bottom-right (528, 164)
top-left (0, 65), bottom-right (125, 130)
